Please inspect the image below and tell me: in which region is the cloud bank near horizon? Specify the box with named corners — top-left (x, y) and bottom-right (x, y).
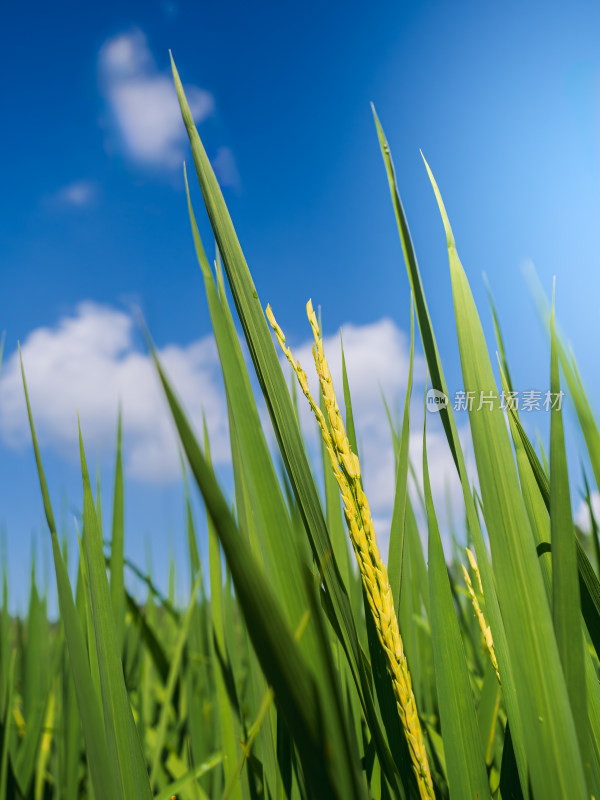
top-left (0, 302), bottom-right (466, 542)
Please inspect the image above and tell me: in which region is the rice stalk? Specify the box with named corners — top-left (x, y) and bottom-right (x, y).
top-left (266, 300), bottom-right (435, 800)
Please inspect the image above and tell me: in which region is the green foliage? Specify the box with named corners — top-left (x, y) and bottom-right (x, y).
top-left (2, 62), bottom-right (600, 800)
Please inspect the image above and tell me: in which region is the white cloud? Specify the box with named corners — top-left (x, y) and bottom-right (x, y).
top-left (53, 180), bottom-right (97, 207)
top-left (0, 303), bottom-right (470, 551)
top-left (0, 303), bottom-right (230, 482)
top-left (98, 29), bottom-right (214, 168)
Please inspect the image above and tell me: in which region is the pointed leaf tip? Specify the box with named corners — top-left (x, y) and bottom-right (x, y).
top-left (421, 152), bottom-right (456, 250)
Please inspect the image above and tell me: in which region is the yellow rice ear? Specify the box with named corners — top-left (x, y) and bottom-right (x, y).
top-left (267, 301), bottom-right (435, 800)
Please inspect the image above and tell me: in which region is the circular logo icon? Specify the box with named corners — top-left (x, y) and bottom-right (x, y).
top-left (426, 388), bottom-right (449, 413)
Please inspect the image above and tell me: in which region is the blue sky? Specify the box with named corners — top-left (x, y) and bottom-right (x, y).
top-left (2, 0), bottom-right (600, 610)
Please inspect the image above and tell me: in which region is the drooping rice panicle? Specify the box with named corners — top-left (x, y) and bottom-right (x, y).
top-left (462, 550), bottom-right (500, 684)
top-left (266, 301), bottom-right (435, 800)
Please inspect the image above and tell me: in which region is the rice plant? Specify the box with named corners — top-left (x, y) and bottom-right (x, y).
top-left (2, 56), bottom-right (600, 799)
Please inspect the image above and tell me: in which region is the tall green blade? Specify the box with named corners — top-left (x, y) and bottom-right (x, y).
top-left (0, 651), bottom-right (14, 800)
top-left (110, 411), bottom-right (125, 654)
top-left (371, 105), bottom-right (456, 468)
top-left (499, 314), bottom-right (600, 793)
top-left (483, 273), bottom-right (514, 393)
top-left (149, 572), bottom-right (203, 789)
top-left (388, 299), bottom-right (414, 609)
top-left (151, 344), bottom-right (367, 800)
top-left (173, 59), bottom-right (401, 791)
top-left (507, 398), bottom-right (600, 657)
top-left (203, 418), bottom-right (243, 799)
top-left (529, 274), bottom-right (600, 499)
top-left (14, 632), bottom-right (59, 795)
top-left (184, 167), bottom-right (312, 639)
top-left (78, 425), bottom-right (153, 800)
top-left (227, 419), bottom-right (281, 800)
top-left (423, 401), bottom-right (490, 800)
top-left (549, 288), bottom-right (596, 791)
top-left (20, 354), bottom-right (121, 800)
top-left (423, 156), bottom-right (587, 799)
top-left (184, 176), bottom-right (363, 798)
top-left (373, 108), bottom-right (529, 796)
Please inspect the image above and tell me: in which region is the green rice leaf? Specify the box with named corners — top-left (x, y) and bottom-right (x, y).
top-left (149, 572), bottom-right (203, 789)
top-left (500, 369), bottom-right (600, 779)
top-left (124, 591), bottom-right (169, 683)
top-left (423, 396), bottom-right (490, 800)
top-left (203, 417), bottom-right (243, 799)
top-left (388, 299), bottom-right (414, 609)
top-left (373, 108), bottom-right (529, 796)
top-left (173, 60), bottom-right (401, 791)
top-left (549, 288), bottom-right (598, 794)
top-left (0, 650), bottom-right (14, 800)
top-left (20, 353), bottom-right (121, 800)
top-left (476, 662), bottom-right (502, 767)
top-left (14, 637), bottom-right (60, 795)
top-left (150, 341), bottom-right (367, 800)
top-left (483, 274), bottom-right (514, 394)
top-left (110, 410), bottom-right (125, 654)
top-left (549, 288), bottom-right (587, 733)
top-left (371, 106), bottom-right (456, 467)
top-left (78, 424), bottom-right (153, 800)
top-left (154, 752), bottom-right (223, 800)
top-left (423, 155), bottom-right (588, 799)
top-left (508, 401), bottom-right (600, 657)
top-left (184, 165), bottom-right (311, 640)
